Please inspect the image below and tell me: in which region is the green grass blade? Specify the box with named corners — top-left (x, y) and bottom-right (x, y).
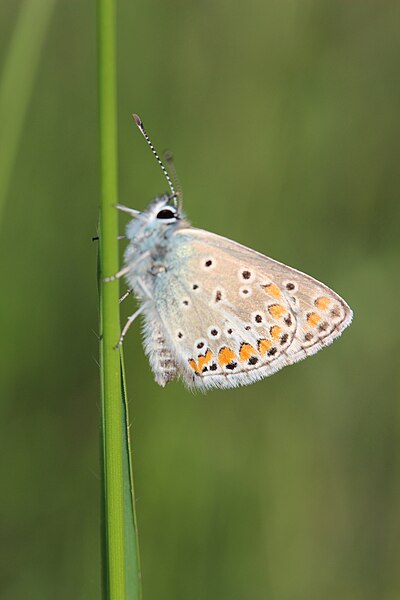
top-left (0, 0), bottom-right (56, 225)
top-left (121, 357), bottom-right (142, 598)
top-left (97, 0), bottom-right (141, 598)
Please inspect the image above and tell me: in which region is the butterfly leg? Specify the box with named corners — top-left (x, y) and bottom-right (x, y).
top-left (119, 288), bottom-right (133, 303)
top-left (104, 251), bottom-right (151, 283)
top-left (103, 265), bottom-right (132, 282)
top-left (114, 304), bottom-right (146, 349)
top-left (115, 204), bottom-right (141, 216)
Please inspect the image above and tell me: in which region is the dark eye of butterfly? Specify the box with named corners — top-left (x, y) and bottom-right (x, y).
top-left (157, 208), bottom-right (177, 220)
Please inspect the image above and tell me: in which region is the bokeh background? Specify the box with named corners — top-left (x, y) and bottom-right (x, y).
top-left (1, 1), bottom-right (400, 598)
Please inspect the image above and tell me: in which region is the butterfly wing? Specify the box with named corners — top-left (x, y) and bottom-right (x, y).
top-left (151, 227), bottom-right (352, 390)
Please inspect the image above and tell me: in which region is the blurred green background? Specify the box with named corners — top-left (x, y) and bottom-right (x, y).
top-left (1, 1), bottom-right (400, 598)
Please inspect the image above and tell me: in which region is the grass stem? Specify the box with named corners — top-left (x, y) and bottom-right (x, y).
top-left (97, 0), bottom-right (141, 597)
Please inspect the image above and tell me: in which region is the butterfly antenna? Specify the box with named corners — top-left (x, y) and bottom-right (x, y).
top-left (132, 114), bottom-right (177, 206)
top-left (164, 150), bottom-right (183, 211)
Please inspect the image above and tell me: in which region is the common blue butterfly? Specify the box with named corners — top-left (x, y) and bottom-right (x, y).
top-left (105, 115), bottom-right (353, 390)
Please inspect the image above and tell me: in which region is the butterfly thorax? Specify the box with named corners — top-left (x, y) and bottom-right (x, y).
top-left (123, 196), bottom-right (192, 298)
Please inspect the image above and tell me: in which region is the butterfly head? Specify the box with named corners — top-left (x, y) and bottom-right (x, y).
top-left (123, 195), bottom-right (187, 243)
top-left (149, 195), bottom-right (181, 223)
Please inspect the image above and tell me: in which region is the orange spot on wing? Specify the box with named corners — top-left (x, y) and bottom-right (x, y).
top-left (315, 296), bottom-right (331, 311)
top-left (218, 347), bottom-right (236, 366)
top-left (263, 283), bottom-right (281, 299)
top-left (268, 304), bottom-right (285, 319)
top-left (198, 349), bottom-right (212, 371)
top-left (258, 339), bottom-right (272, 356)
top-left (307, 312), bottom-right (321, 327)
top-left (239, 343), bottom-right (257, 362)
top-left (188, 359), bottom-right (199, 374)
top-left (270, 325), bottom-right (282, 341)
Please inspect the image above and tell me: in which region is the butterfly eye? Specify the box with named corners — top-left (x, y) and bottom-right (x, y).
top-left (156, 208), bottom-right (177, 220)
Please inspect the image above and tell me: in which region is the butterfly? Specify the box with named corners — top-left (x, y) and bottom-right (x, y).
top-left (105, 115), bottom-right (353, 390)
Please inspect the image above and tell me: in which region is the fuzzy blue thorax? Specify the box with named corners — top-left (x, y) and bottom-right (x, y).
top-left (122, 195), bottom-right (191, 297)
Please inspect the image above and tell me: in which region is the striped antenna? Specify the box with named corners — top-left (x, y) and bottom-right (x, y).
top-left (164, 150), bottom-right (183, 211)
top-left (132, 114), bottom-right (177, 205)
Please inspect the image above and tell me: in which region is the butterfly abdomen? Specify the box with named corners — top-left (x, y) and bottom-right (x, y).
top-left (142, 308), bottom-right (177, 386)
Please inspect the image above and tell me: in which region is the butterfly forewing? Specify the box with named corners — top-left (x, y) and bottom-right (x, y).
top-left (157, 228), bottom-right (352, 389)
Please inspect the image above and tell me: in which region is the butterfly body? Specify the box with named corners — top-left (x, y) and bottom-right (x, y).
top-left (119, 194), bottom-right (353, 390)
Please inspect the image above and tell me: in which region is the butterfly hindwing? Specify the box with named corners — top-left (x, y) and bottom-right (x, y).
top-left (153, 227), bottom-right (352, 389)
